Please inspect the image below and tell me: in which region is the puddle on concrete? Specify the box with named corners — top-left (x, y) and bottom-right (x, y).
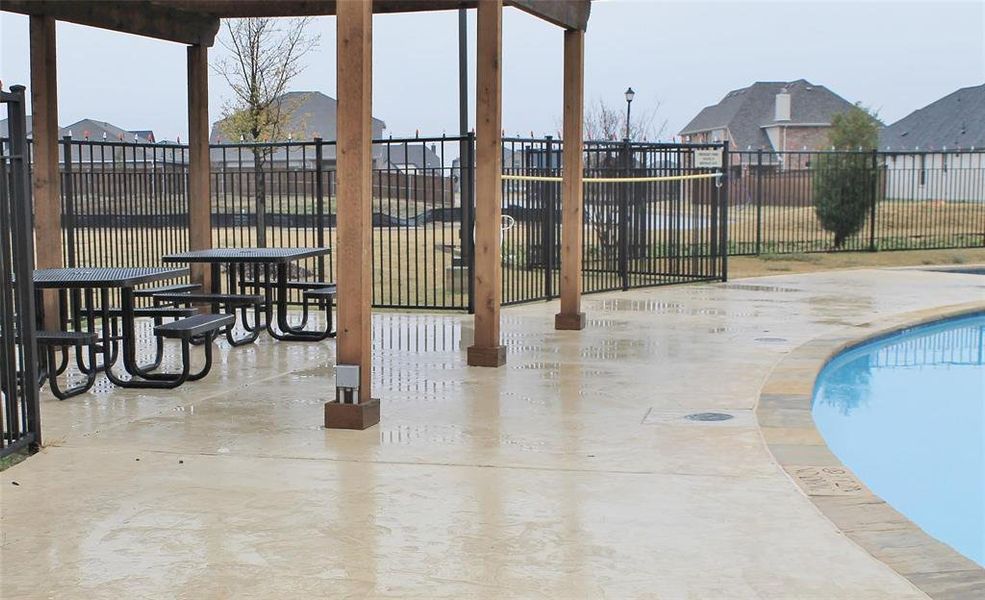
top-left (724, 284), bottom-right (803, 293)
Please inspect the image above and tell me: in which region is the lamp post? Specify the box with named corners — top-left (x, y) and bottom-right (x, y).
top-left (624, 87), bottom-right (635, 140)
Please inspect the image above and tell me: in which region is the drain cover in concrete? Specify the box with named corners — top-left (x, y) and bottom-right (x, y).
top-left (791, 466), bottom-right (865, 496)
top-left (755, 337), bottom-right (788, 344)
top-left (685, 412), bottom-right (734, 422)
top-left (642, 409), bottom-right (750, 426)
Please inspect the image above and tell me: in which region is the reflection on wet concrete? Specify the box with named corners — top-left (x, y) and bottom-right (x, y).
top-left (1, 268), bottom-right (981, 597)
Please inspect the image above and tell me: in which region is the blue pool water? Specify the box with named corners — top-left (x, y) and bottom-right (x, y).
top-left (812, 313), bottom-right (985, 567)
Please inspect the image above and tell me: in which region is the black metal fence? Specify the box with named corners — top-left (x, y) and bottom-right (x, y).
top-left (501, 138), bottom-right (727, 304)
top-left (1, 86), bottom-right (42, 458)
top-left (13, 135), bottom-right (980, 313)
top-left (40, 135), bottom-right (728, 311)
top-left (728, 149), bottom-right (985, 254)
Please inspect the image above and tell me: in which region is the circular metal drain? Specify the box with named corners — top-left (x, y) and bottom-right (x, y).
top-left (684, 412), bottom-right (734, 422)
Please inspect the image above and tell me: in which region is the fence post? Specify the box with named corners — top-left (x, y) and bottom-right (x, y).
top-left (619, 137), bottom-right (630, 291)
top-left (543, 135), bottom-right (555, 299)
top-left (721, 141), bottom-right (730, 282)
top-left (61, 135), bottom-right (76, 268)
top-left (314, 137), bottom-right (325, 281)
top-left (755, 149), bottom-right (763, 255)
top-left (254, 151), bottom-right (267, 247)
top-left (463, 131), bottom-right (476, 313)
top-left (869, 149), bottom-right (878, 252)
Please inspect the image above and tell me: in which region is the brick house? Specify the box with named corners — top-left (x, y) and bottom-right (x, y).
top-left (679, 79), bottom-right (858, 163)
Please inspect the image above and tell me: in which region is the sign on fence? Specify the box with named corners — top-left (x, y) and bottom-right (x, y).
top-left (693, 149), bottom-right (723, 169)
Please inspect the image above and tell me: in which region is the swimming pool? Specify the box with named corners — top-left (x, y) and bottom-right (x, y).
top-left (812, 313), bottom-right (985, 567)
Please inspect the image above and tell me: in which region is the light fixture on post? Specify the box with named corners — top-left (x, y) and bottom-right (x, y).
top-left (624, 87), bottom-right (635, 140)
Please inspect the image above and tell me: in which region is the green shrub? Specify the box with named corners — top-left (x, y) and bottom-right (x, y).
top-left (813, 153), bottom-right (876, 248)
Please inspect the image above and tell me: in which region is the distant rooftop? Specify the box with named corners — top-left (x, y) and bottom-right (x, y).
top-left (679, 79), bottom-right (857, 150)
top-left (880, 84), bottom-right (985, 151)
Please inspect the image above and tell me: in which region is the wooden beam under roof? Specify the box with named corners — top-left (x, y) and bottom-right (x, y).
top-left (160, 0), bottom-right (591, 31)
top-left (2, 0), bottom-right (221, 46)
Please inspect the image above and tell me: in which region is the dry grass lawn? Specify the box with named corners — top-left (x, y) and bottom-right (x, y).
top-left (729, 247), bottom-right (985, 279)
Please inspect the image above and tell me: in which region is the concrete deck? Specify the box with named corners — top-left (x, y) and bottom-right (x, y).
top-left (1, 267), bottom-right (983, 598)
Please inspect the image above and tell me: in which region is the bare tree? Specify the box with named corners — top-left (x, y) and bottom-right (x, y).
top-left (213, 18), bottom-right (319, 245)
top-left (583, 97), bottom-right (667, 142)
top-left (581, 97), bottom-right (668, 266)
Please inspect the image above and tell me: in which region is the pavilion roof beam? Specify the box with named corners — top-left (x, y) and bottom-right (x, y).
top-left (2, 1), bottom-right (221, 47)
top-left (160, 0), bottom-right (591, 31)
top-left (507, 0), bottom-right (591, 31)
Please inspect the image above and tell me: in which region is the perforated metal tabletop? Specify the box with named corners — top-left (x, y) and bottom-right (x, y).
top-left (161, 248), bottom-right (331, 264)
top-left (33, 267), bottom-right (189, 289)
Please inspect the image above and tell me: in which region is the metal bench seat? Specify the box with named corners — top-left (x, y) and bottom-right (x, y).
top-left (151, 292), bottom-right (264, 306)
top-left (154, 313), bottom-right (235, 340)
top-left (36, 330), bottom-right (99, 400)
top-left (302, 285), bottom-right (337, 299)
top-left (239, 279), bottom-right (335, 290)
top-left (134, 283), bottom-right (201, 298)
top-left (36, 330), bottom-right (99, 346)
top-left (105, 306), bottom-right (199, 319)
top-left (151, 292), bottom-right (263, 347)
top-left (139, 314), bottom-right (234, 387)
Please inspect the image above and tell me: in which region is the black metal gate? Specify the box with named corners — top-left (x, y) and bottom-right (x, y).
top-left (1, 85), bottom-right (42, 458)
top-left (500, 138), bottom-right (729, 305)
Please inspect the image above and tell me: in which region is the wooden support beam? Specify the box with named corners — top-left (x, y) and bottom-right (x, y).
top-left (326, 0), bottom-right (380, 429)
top-left (29, 15), bottom-right (62, 329)
top-left (467, 0), bottom-right (506, 368)
top-left (187, 45), bottom-right (212, 293)
top-left (3, 1), bottom-right (220, 46)
top-left (555, 29), bottom-right (586, 331)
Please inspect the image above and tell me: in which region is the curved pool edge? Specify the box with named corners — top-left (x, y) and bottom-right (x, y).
top-left (755, 300), bottom-right (985, 599)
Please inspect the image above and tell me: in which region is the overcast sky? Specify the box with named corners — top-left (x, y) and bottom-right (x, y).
top-left (1, 0), bottom-right (982, 142)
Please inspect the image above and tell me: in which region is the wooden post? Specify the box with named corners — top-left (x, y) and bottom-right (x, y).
top-left (555, 29), bottom-right (586, 330)
top-left (187, 44), bottom-right (212, 291)
top-left (29, 15), bottom-right (62, 328)
top-left (325, 0), bottom-right (380, 430)
top-left (467, 0), bottom-right (506, 367)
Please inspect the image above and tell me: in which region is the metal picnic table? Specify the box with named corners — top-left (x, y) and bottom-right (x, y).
top-left (33, 266), bottom-right (190, 388)
top-left (160, 247), bottom-right (334, 341)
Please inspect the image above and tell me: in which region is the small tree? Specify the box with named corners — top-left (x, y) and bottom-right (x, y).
top-left (813, 105), bottom-right (880, 248)
top-left (213, 18), bottom-right (319, 246)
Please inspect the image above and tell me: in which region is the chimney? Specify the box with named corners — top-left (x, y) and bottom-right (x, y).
top-left (775, 87), bottom-right (791, 122)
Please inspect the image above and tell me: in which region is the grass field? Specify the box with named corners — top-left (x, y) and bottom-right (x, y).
top-left (59, 196), bottom-right (984, 309)
top-left (727, 199), bottom-right (984, 253)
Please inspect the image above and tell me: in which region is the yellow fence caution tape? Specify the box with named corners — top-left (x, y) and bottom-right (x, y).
top-left (501, 172), bottom-right (722, 183)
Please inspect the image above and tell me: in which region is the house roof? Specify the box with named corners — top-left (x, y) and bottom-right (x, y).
top-left (879, 84), bottom-right (985, 151)
top-left (63, 118), bottom-right (133, 141)
top-left (385, 142), bottom-right (442, 170)
top-left (0, 116), bottom-right (156, 143)
top-left (210, 91), bottom-right (385, 144)
top-left (0, 115), bottom-right (33, 138)
top-left (679, 79), bottom-right (857, 150)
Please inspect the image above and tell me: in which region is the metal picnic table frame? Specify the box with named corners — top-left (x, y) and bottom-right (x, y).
top-left (161, 247), bottom-right (334, 342)
top-left (33, 266), bottom-right (193, 389)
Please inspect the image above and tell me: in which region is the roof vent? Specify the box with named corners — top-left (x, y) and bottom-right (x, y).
top-left (775, 88), bottom-right (791, 122)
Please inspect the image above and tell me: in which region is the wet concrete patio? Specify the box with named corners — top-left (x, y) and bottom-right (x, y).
top-left (1, 267), bottom-right (983, 598)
